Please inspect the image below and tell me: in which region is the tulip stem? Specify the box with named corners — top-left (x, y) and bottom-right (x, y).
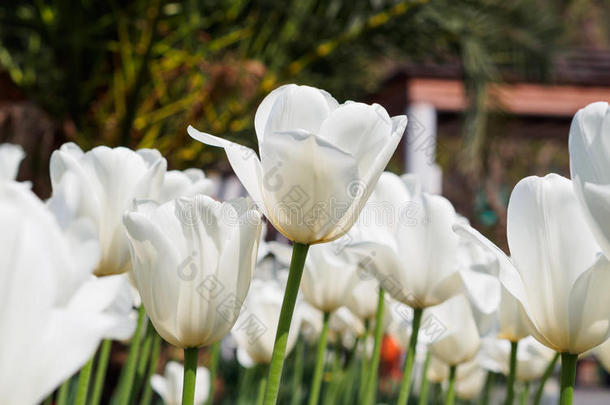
top-left (533, 352), bottom-right (559, 405)
top-left (363, 287), bottom-right (385, 405)
top-left (182, 347), bottom-right (199, 405)
top-left (116, 305), bottom-right (147, 405)
top-left (74, 355), bottom-right (94, 405)
top-left (90, 339), bottom-right (112, 405)
top-left (519, 381), bottom-right (530, 405)
top-left (445, 365), bottom-right (457, 405)
top-left (309, 311), bottom-right (331, 405)
top-left (559, 353), bottom-right (578, 405)
top-left (206, 341), bottom-right (220, 405)
top-left (263, 242), bottom-right (310, 405)
top-left (418, 350), bottom-right (432, 405)
top-left (480, 372), bottom-right (495, 405)
top-left (357, 319), bottom-right (371, 402)
top-left (397, 307), bottom-right (423, 405)
top-left (505, 340), bottom-right (519, 405)
top-left (140, 330), bottom-right (162, 405)
top-left (290, 340), bottom-right (305, 405)
top-left (256, 370), bottom-right (268, 405)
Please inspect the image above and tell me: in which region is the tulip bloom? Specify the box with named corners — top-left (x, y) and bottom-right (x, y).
top-left (49, 143), bottom-right (167, 276)
top-left (428, 295), bottom-right (481, 367)
top-left (123, 195), bottom-right (262, 348)
top-left (456, 174), bottom-right (610, 405)
top-left (569, 101), bottom-right (610, 258)
top-left (300, 240), bottom-right (360, 313)
top-left (232, 279), bottom-right (302, 365)
top-left (0, 181), bottom-right (135, 405)
top-left (159, 168), bottom-right (216, 203)
top-left (187, 84), bottom-right (407, 244)
top-left (151, 361), bottom-right (210, 405)
top-left (189, 84), bottom-right (406, 404)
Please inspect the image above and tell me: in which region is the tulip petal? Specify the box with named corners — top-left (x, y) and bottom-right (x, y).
top-left (573, 179), bottom-right (610, 259)
top-left (259, 129), bottom-right (359, 243)
top-left (323, 115), bottom-right (407, 242)
top-left (569, 101), bottom-right (610, 185)
top-left (507, 174), bottom-right (602, 352)
top-left (567, 254), bottom-right (610, 353)
top-left (261, 85), bottom-right (334, 142)
top-left (187, 126), bottom-right (267, 215)
top-left (318, 102), bottom-right (393, 175)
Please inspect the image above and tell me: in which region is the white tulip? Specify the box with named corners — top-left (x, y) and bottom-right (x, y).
top-left (328, 306), bottom-right (365, 349)
top-left (428, 356), bottom-right (487, 400)
top-left (159, 168), bottom-right (216, 203)
top-left (348, 172), bottom-right (461, 309)
top-left (0, 143), bottom-right (25, 181)
top-left (0, 182), bottom-right (135, 405)
top-left (479, 336), bottom-right (556, 382)
top-left (123, 195), bottom-right (262, 348)
top-left (187, 84), bottom-right (407, 244)
top-left (48, 143), bottom-right (167, 276)
top-left (345, 275), bottom-right (381, 322)
top-left (459, 174), bottom-right (610, 354)
top-left (569, 101), bottom-right (610, 258)
top-left (300, 239), bottom-right (360, 313)
top-left (428, 295), bottom-right (481, 366)
top-left (150, 361), bottom-right (210, 405)
top-left (454, 222), bottom-right (532, 342)
top-left (232, 279), bottom-right (302, 365)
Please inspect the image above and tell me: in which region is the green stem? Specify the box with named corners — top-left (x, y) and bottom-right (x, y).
top-left (182, 347), bottom-right (200, 405)
top-left (116, 305), bottom-right (147, 405)
top-left (140, 331), bottom-right (162, 405)
top-left (74, 355), bottom-right (94, 405)
top-left (42, 394), bottom-right (53, 405)
top-left (131, 323), bottom-right (154, 402)
top-left (418, 350), bottom-right (432, 405)
top-left (533, 353), bottom-right (559, 405)
top-left (342, 339), bottom-right (360, 405)
top-left (263, 242), bottom-right (310, 405)
top-left (309, 311), bottom-right (331, 405)
top-left (519, 381), bottom-right (530, 405)
top-left (206, 341), bottom-right (220, 405)
top-left (445, 365), bottom-right (457, 405)
top-left (363, 287), bottom-right (385, 405)
top-left (357, 319), bottom-right (371, 402)
top-left (559, 353), bottom-right (578, 405)
top-left (90, 339), bottom-right (112, 405)
top-left (505, 340), bottom-right (519, 405)
top-left (479, 372), bottom-right (495, 405)
top-left (290, 340), bottom-right (305, 405)
top-left (56, 378), bottom-right (70, 405)
top-left (397, 307), bottom-right (424, 405)
top-left (237, 366), bottom-right (255, 405)
top-left (256, 371), bottom-right (268, 405)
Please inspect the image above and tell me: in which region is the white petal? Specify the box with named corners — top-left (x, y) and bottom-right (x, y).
top-left (567, 254), bottom-right (610, 353)
top-left (261, 85), bottom-right (334, 142)
top-left (187, 126), bottom-right (266, 214)
top-left (569, 101), bottom-right (610, 185)
top-left (259, 129), bottom-right (359, 243)
top-left (507, 174), bottom-right (601, 352)
top-left (318, 102), bottom-right (393, 175)
top-left (573, 180), bottom-right (610, 259)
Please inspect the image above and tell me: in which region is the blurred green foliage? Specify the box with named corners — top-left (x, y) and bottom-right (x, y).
top-left (0, 0), bottom-right (562, 171)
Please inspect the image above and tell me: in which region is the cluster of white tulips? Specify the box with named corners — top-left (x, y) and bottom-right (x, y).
top-left (1, 83), bottom-right (610, 405)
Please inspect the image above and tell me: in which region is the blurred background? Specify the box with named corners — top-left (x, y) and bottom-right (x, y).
top-left (1, 0), bottom-right (609, 402)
